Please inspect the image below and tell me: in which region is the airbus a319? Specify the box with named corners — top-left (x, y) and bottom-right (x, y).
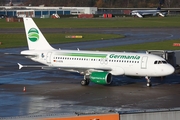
top-left (17, 18), bottom-right (174, 87)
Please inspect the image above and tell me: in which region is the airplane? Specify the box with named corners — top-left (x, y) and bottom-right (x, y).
top-left (17, 18), bottom-right (174, 87)
top-left (131, 7), bottom-right (167, 18)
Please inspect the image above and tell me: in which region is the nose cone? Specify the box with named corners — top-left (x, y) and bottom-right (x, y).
top-left (164, 64), bottom-right (175, 75)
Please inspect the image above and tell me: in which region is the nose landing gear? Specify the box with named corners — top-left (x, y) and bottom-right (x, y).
top-left (145, 76), bottom-right (152, 87)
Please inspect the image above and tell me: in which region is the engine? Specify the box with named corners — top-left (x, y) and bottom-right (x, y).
top-left (89, 72), bottom-right (112, 85)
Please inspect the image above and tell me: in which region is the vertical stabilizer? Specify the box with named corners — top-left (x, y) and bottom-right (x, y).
top-left (23, 18), bottom-right (54, 50)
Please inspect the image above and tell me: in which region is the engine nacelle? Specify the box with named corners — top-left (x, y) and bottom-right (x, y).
top-left (90, 72), bottom-right (112, 85)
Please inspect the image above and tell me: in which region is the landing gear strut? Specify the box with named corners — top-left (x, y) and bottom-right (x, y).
top-left (145, 76), bottom-right (152, 87)
top-left (80, 75), bottom-right (90, 86)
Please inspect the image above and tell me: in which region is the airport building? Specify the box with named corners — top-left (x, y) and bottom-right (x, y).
top-left (0, 6), bottom-right (97, 18)
top-left (0, 6), bottom-right (180, 18)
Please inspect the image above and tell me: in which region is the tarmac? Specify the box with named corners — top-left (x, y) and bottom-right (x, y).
top-left (0, 28), bottom-right (180, 118)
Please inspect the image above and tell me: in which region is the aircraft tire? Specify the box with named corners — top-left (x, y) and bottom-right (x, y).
top-left (80, 80), bottom-right (89, 86)
top-left (147, 82), bottom-right (152, 87)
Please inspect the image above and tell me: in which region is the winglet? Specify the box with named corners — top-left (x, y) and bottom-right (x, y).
top-left (17, 63), bottom-right (23, 69)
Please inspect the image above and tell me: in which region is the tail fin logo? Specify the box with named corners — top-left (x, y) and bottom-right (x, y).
top-left (28, 28), bottom-right (39, 42)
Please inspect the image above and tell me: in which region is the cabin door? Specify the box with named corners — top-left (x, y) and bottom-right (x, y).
top-left (141, 56), bottom-right (148, 69)
top-left (46, 52), bottom-right (52, 64)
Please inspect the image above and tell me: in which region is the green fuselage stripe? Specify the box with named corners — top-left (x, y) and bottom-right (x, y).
top-left (56, 53), bottom-right (107, 58)
top-left (55, 53), bottom-right (141, 60)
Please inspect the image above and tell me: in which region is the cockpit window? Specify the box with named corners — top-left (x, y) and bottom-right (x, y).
top-left (162, 61), bottom-right (167, 64)
top-left (154, 61), bottom-right (158, 64)
top-left (154, 60), bottom-right (167, 64)
top-left (158, 61), bottom-right (163, 64)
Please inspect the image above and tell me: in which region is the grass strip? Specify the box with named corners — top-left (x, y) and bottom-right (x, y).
top-left (0, 33), bottom-right (123, 48)
top-left (97, 40), bottom-right (180, 51)
top-left (1, 17), bottom-right (180, 28)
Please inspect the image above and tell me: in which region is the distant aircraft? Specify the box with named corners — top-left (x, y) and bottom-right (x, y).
top-left (17, 18), bottom-right (174, 87)
top-left (131, 7), bottom-right (167, 18)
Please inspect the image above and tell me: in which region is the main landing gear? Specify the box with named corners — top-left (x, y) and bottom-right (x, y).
top-left (145, 76), bottom-right (152, 87)
top-left (80, 75), bottom-right (90, 86)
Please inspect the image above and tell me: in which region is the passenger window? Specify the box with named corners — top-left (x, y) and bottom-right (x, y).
top-left (154, 61), bottom-right (157, 64)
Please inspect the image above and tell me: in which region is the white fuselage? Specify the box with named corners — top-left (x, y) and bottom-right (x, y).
top-left (21, 49), bottom-right (175, 77)
top-left (131, 9), bottom-right (167, 18)
top-left (131, 10), bottom-right (160, 15)
top-left (20, 18), bottom-right (174, 87)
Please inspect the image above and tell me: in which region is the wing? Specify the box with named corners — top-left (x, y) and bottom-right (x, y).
top-left (5, 53), bottom-right (37, 58)
top-left (17, 63), bottom-right (112, 75)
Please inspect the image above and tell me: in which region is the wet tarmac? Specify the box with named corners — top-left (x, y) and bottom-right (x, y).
top-left (0, 28), bottom-right (180, 117)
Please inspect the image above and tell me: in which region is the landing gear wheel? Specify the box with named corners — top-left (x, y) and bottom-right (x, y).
top-left (81, 80), bottom-right (86, 86)
top-left (145, 76), bottom-right (152, 87)
top-left (80, 79), bottom-right (89, 86)
top-left (147, 82), bottom-right (152, 87)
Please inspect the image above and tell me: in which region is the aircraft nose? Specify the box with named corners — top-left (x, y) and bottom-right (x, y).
top-left (165, 64), bottom-right (175, 75)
